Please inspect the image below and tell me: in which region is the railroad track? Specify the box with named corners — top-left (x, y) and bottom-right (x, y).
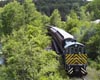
top-left (81, 76), bottom-right (87, 80)
top-left (70, 76), bottom-right (87, 80)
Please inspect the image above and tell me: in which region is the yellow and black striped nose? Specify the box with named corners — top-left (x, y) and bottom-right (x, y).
top-left (65, 54), bottom-right (87, 64)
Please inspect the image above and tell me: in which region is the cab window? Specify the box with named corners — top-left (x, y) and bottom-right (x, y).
top-left (78, 46), bottom-right (85, 54)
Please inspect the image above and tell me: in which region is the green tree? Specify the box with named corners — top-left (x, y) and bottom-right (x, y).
top-left (86, 23), bottom-right (100, 60)
top-left (23, 0), bottom-right (41, 25)
top-left (65, 10), bottom-right (91, 41)
top-left (86, 0), bottom-right (100, 20)
top-left (50, 9), bottom-right (62, 27)
top-left (0, 1), bottom-right (25, 35)
top-left (0, 24), bottom-right (69, 80)
top-left (34, 0), bottom-right (87, 20)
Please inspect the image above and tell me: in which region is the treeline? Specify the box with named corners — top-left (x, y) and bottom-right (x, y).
top-left (0, 0), bottom-right (69, 80)
top-left (0, 0), bottom-right (100, 80)
top-left (34, 0), bottom-right (88, 20)
top-left (0, 0), bottom-right (88, 20)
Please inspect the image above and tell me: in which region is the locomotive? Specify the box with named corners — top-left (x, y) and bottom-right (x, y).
top-left (47, 26), bottom-right (87, 75)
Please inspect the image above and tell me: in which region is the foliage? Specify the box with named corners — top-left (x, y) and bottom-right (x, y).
top-left (0, 0), bottom-right (100, 80)
top-left (0, 1), bottom-right (25, 35)
top-left (65, 10), bottom-right (91, 41)
top-left (86, 0), bottom-right (100, 20)
top-left (0, 1), bottom-right (69, 80)
top-left (23, 0), bottom-right (40, 24)
top-left (86, 23), bottom-right (100, 61)
top-left (50, 9), bottom-right (62, 27)
top-left (0, 25), bottom-right (70, 80)
top-left (34, 0), bottom-right (88, 20)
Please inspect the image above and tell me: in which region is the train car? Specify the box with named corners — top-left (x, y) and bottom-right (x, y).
top-left (47, 26), bottom-right (87, 75)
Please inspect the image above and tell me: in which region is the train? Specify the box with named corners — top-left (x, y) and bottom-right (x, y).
top-left (47, 26), bottom-right (87, 75)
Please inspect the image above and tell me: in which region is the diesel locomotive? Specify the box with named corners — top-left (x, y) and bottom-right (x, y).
top-left (47, 26), bottom-right (87, 75)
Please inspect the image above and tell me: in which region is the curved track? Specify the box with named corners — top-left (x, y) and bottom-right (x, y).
top-left (69, 75), bottom-right (88, 80)
top-left (81, 76), bottom-right (87, 80)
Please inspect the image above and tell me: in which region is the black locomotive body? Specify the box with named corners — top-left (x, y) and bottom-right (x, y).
top-left (47, 26), bottom-right (87, 75)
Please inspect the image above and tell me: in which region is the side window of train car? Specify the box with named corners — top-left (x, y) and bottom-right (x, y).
top-left (71, 47), bottom-right (74, 54)
top-left (69, 47), bottom-right (71, 54)
top-left (69, 47), bottom-right (74, 54)
top-left (74, 48), bottom-right (78, 54)
top-left (78, 46), bottom-right (82, 54)
top-left (68, 47), bottom-right (70, 54)
top-left (66, 49), bottom-right (68, 54)
top-left (78, 46), bottom-right (85, 54)
top-left (82, 47), bottom-right (86, 54)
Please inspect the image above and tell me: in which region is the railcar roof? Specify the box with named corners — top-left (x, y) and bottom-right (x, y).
top-left (51, 27), bottom-right (74, 39)
top-left (64, 41), bottom-right (84, 48)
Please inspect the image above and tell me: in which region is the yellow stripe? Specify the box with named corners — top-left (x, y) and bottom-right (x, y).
top-left (69, 58), bottom-right (82, 64)
top-left (81, 54), bottom-right (87, 59)
top-left (77, 54), bottom-right (87, 64)
top-left (66, 58), bottom-right (73, 64)
top-left (66, 54), bottom-right (76, 64)
top-left (66, 54), bottom-right (73, 60)
top-left (75, 54), bottom-right (83, 64)
top-left (66, 54), bottom-right (74, 63)
top-left (67, 54), bottom-right (78, 64)
top-left (65, 54), bottom-right (87, 64)
top-left (67, 55), bottom-right (75, 64)
top-left (66, 54), bottom-right (71, 59)
top-left (77, 59), bottom-right (83, 64)
top-left (78, 54), bottom-right (87, 64)
top-left (67, 55), bottom-right (76, 64)
top-left (77, 54), bottom-right (87, 63)
top-left (70, 59), bottom-right (79, 64)
top-left (78, 54), bottom-right (86, 64)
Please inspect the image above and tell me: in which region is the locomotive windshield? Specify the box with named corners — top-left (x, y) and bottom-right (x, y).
top-left (69, 46), bottom-right (85, 54)
top-left (64, 41), bottom-right (85, 54)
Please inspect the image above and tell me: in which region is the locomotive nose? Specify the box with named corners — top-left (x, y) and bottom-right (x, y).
top-left (75, 66), bottom-right (79, 71)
